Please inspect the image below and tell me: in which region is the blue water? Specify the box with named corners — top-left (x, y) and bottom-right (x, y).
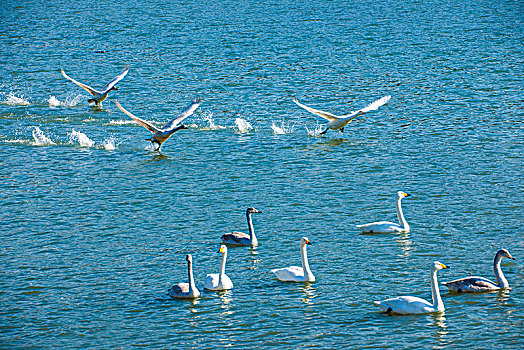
top-left (1, 0), bottom-right (522, 348)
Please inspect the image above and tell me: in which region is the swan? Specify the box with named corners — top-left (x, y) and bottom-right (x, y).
top-left (374, 261), bottom-right (450, 314)
top-left (221, 207), bottom-right (262, 246)
top-left (293, 95), bottom-right (391, 135)
top-left (115, 97), bottom-right (201, 150)
top-left (271, 237), bottom-right (315, 282)
top-left (442, 249), bottom-right (515, 292)
top-left (356, 191), bottom-right (410, 233)
top-left (204, 245), bottom-right (233, 291)
top-left (61, 65), bottom-right (129, 106)
top-left (168, 254), bottom-right (200, 299)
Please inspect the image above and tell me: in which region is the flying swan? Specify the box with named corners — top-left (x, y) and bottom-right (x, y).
top-left (115, 97), bottom-right (201, 150)
top-left (61, 65), bottom-right (129, 106)
top-left (293, 95), bottom-right (391, 135)
top-left (222, 207), bottom-right (262, 246)
top-left (442, 249), bottom-right (515, 292)
top-left (168, 254), bottom-right (200, 299)
top-left (271, 237), bottom-right (315, 282)
top-left (204, 245), bottom-right (233, 291)
top-left (374, 261), bottom-right (450, 314)
top-left (356, 191), bottom-right (410, 233)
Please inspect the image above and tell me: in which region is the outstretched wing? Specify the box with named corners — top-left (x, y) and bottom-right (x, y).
top-left (293, 98), bottom-right (340, 121)
top-left (340, 95), bottom-right (391, 120)
top-left (163, 97), bottom-right (202, 131)
top-left (101, 65), bottom-right (130, 93)
top-left (61, 69), bottom-right (100, 96)
top-left (115, 101), bottom-right (160, 134)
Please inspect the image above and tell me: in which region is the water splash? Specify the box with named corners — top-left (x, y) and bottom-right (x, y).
top-left (48, 94), bottom-right (84, 107)
top-left (107, 119), bottom-right (136, 126)
top-left (102, 136), bottom-right (118, 151)
top-left (271, 121), bottom-right (295, 135)
top-left (235, 118), bottom-right (253, 133)
top-left (306, 125), bottom-right (325, 137)
top-left (31, 126), bottom-right (56, 146)
top-left (49, 96), bottom-right (61, 107)
top-left (200, 112), bottom-right (226, 130)
top-left (5, 92), bottom-right (30, 106)
top-left (69, 129), bottom-right (95, 147)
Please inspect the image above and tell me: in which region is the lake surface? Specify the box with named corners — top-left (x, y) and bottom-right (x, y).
top-left (1, 0), bottom-right (522, 348)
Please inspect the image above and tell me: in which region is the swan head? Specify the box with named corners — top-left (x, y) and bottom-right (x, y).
top-left (186, 254), bottom-right (193, 264)
top-left (218, 245), bottom-right (227, 254)
top-left (247, 207), bottom-right (262, 214)
top-left (497, 249), bottom-right (515, 260)
top-left (300, 237), bottom-right (312, 246)
top-left (396, 191), bottom-right (410, 199)
top-left (432, 261), bottom-right (450, 271)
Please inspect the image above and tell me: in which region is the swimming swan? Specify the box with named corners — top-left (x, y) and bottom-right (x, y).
top-left (222, 207), bottom-right (262, 246)
top-left (168, 254), bottom-right (200, 299)
top-left (115, 97), bottom-right (201, 150)
top-left (271, 237), bottom-right (315, 282)
top-left (204, 245), bottom-right (233, 291)
top-left (374, 261), bottom-right (450, 314)
top-left (356, 191), bottom-right (410, 233)
top-left (293, 95), bottom-right (391, 135)
top-left (442, 249), bottom-right (515, 292)
top-left (61, 65), bottom-right (129, 106)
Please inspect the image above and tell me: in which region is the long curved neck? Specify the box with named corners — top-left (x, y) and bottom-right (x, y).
top-left (396, 197), bottom-right (409, 231)
top-left (246, 212), bottom-right (257, 244)
top-left (218, 251), bottom-right (227, 284)
top-left (430, 269), bottom-right (444, 311)
top-left (300, 244), bottom-right (313, 280)
top-left (188, 262), bottom-right (197, 293)
top-left (493, 253), bottom-right (509, 288)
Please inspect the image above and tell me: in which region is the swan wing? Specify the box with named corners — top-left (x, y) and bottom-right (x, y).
top-left (271, 266), bottom-right (304, 282)
top-left (442, 276), bottom-right (499, 292)
top-left (340, 95), bottom-right (391, 119)
top-left (61, 69), bottom-right (100, 96)
top-left (356, 221), bottom-right (401, 233)
top-left (293, 98), bottom-right (340, 121)
top-left (222, 231), bottom-right (250, 245)
top-left (168, 282), bottom-right (189, 296)
top-left (101, 65), bottom-right (130, 93)
top-left (162, 97), bottom-right (202, 131)
top-left (115, 101), bottom-right (160, 134)
top-left (376, 296), bottom-right (434, 314)
top-left (203, 273), bottom-right (220, 290)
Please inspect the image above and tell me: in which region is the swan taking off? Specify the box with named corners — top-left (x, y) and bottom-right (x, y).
top-left (374, 261), bottom-right (450, 314)
top-left (115, 97), bottom-right (201, 150)
top-left (61, 65), bottom-right (129, 106)
top-left (293, 95), bottom-right (391, 135)
top-left (168, 254), bottom-right (200, 299)
top-left (222, 207), bottom-right (262, 246)
top-left (271, 237), bottom-right (315, 282)
top-left (442, 249), bottom-right (515, 292)
top-left (356, 191), bottom-right (410, 233)
top-left (204, 245), bottom-right (233, 291)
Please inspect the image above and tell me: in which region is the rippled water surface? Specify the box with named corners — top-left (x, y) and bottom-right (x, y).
top-left (1, 0), bottom-right (523, 348)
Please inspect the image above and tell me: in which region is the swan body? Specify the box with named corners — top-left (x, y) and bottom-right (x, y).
top-left (168, 254), bottom-right (200, 299)
top-left (271, 237), bottom-right (315, 282)
top-left (61, 65), bottom-right (129, 106)
top-left (115, 97), bottom-right (201, 150)
top-left (204, 245), bottom-right (233, 291)
top-left (293, 95), bottom-right (391, 135)
top-left (374, 261), bottom-right (449, 315)
top-left (357, 191), bottom-right (410, 233)
top-left (222, 207), bottom-right (262, 246)
top-left (442, 249), bottom-right (515, 292)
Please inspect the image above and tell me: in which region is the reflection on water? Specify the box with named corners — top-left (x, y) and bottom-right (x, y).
top-left (431, 312), bottom-right (449, 346)
top-left (218, 290), bottom-right (234, 315)
top-left (300, 283), bottom-right (317, 304)
top-left (495, 289), bottom-right (511, 305)
top-left (395, 233), bottom-right (412, 258)
top-left (247, 247), bottom-right (262, 270)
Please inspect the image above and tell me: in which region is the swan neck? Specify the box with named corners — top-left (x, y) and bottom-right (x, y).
top-left (494, 254), bottom-right (509, 288)
top-left (247, 212), bottom-right (257, 244)
top-left (188, 261), bottom-right (197, 293)
top-left (396, 197), bottom-right (409, 231)
top-left (300, 244), bottom-right (312, 280)
top-left (431, 269), bottom-right (444, 311)
top-left (219, 251), bottom-right (227, 284)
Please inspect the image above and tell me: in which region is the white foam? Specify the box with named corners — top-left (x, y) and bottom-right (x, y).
top-left (102, 136), bottom-right (118, 150)
top-left (271, 121), bottom-right (295, 135)
top-left (49, 96), bottom-right (61, 107)
top-left (31, 126), bottom-right (56, 146)
top-left (107, 119), bottom-right (137, 126)
top-left (306, 125), bottom-right (325, 137)
top-left (69, 129), bottom-right (95, 147)
top-left (235, 118), bottom-right (253, 133)
top-left (200, 112), bottom-right (226, 130)
top-left (5, 92), bottom-right (30, 106)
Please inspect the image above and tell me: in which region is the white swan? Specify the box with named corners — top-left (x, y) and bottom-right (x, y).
top-left (221, 207), bottom-right (262, 246)
top-left (442, 249), bottom-right (515, 292)
top-left (293, 95), bottom-right (391, 135)
top-left (356, 191), bottom-right (410, 233)
top-left (61, 65), bottom-right (129, 106)
top-left (115, 97), bottom-right (201, 150)
top-left (168, 254), bottom-right (200, 299)
top-left (271, 237), bottom-right (315, 282)
top-left (374, 261), bottom-right (450, 314)
top-left (204, 245), bottom-right (233, 291)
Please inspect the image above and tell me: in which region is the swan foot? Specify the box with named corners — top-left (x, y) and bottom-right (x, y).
top-left (340, 127), bottom-right (344, 133)
top-left (386, 307), bottom-right (393, 314)
top-left (320, 128), bottom-right (329, 135)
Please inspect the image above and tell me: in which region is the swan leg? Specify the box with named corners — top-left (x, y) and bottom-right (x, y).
top-left (320, 127), bottom-right (329, 135)
top-left (339, 127), bottom-right (344, 133)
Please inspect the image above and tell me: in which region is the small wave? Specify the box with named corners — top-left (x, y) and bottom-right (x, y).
top-left (31, 126), bottom-right (56, 146)
top-left (69, 129), bottom-right (95, 147)
top-left (107, 119), bottom-right (136, 126)
top-left (102, 136), bottom-right (118, 150)
top-left (235, 118), bottom-right (253, 133)
top-left (5, 92), bottom-right (30, 106)
top-left (271, 121), bottom-right (295, 135)
top-left (306, 125), bottom-right (325, 137)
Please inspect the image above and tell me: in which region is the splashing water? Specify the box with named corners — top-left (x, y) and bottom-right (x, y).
top-left (201, 112), bottom-right (226, 130)
top-left (102, 137), bottom-right (118, 151)
top-left (235, 118), bottom-right (253, 133)
top-left (5, 92), bottom-right (30, 106)
top-left (271, 121), bottom-right (295, 135)
top-left (49, 96), bottom-right (61, 107)
top-left (48, 94), bottom-right (84, 107)
top-left (31, 126), bottom-right (56, 146)
top-left (69, 129), bottom-right (95, 147)
top-left (107, 119), bottom-right (136, 126)
top-left (306, 125), bottom-right (325, 137)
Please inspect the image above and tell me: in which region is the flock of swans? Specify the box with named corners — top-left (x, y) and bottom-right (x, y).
top-left (61, 65), bottom-right (516, 315)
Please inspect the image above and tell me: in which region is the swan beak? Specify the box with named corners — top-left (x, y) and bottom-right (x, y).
top-left (441, 263), bottom-right (450, 269)
top-left (218, 246), bottom-right (225, 253)
top-left (508, 254), bottom-right (515, 260)
top-left (305, 239), bottom-right (311, 245)
top-left (403, 192), bottom-right (410, 197)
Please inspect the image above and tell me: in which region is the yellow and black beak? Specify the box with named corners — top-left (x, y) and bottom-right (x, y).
top-left (440, 263), bottom-right (450, 269)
